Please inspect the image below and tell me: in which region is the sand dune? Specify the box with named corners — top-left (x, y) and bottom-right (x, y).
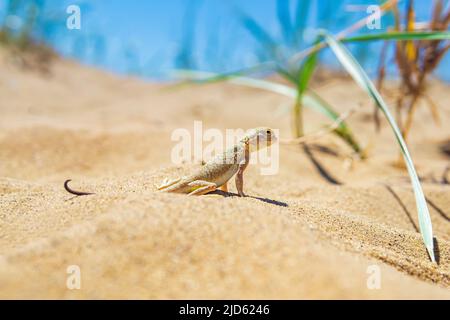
top-left (0, 50), bottom-right (449, 299)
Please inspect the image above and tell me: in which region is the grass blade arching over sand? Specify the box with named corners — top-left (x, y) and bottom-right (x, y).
top-left (322, 32), bottom-right (435, 262)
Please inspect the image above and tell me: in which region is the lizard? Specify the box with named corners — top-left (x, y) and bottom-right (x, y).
top-left (157, 127), bottom-right (277, 197)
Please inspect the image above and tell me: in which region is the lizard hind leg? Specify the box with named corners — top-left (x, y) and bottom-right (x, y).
top-left (187, 180), bottom-right (217, 196)
top-left (220, 183), bottom-right (228, 193)
top-left (157, 177), bottom-right (181, 190)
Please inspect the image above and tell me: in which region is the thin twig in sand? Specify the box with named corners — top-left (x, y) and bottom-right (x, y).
top-left (280, 106), bottom-right (362, 145)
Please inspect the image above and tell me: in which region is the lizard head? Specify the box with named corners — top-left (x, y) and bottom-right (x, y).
top-left (243, 127), bottom-right (277, 150)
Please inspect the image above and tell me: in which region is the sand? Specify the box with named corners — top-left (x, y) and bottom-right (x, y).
top-left (0, 48), bottom-right (449, 299)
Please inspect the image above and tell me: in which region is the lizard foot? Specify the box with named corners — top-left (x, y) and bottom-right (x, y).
top-left (187, 181), bottom-right (217, 196)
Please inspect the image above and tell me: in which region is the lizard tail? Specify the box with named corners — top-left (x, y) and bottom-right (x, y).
top-left (64, 180), bottom-right (95, 196)
top-left (157, 178), bottom-right (181, 190)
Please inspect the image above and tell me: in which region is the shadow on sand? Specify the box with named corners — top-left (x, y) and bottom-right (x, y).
top-left (212, 190), bottom-right (288, 208)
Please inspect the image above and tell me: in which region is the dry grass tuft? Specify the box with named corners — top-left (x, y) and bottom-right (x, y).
top-left (376, 0), bottom-right (450, 141)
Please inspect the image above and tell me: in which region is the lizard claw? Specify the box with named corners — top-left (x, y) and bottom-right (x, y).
top-left (156, 178), bottom-right (170, 190)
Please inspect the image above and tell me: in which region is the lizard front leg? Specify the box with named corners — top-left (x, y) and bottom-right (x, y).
top-left (235, 140), bottom-right (250, 197)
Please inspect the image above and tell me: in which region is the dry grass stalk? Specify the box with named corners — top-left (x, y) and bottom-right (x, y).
top-left (378, 0), bottom-right (450, 142)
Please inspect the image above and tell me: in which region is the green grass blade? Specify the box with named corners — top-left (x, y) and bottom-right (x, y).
top-left (238, 11), bottom-right (278, 59)
top-left (174, 70), bottom-right (294, 96)
top-left (297, 39), bottom-right (319, 95)
top-left (173, 70), bottom-right (362, 154)
top-left (275, 66), bottom-right (298, 83)
top-left (293, 38), bottom-right (319, 137)
top-left (342, 31), bottom-right (450, 43)
top-left (172, 62), bottom-right (274, 85)
top-left (294, 0), bottom-right (311, 44)
top-left (276, 0), bottom-right (294, 43)
top-left (322, 32), bottom-right (435, 262)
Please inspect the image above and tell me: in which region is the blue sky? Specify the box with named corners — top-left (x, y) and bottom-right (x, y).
top-left (1, 0), bottom-right (449, 80)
